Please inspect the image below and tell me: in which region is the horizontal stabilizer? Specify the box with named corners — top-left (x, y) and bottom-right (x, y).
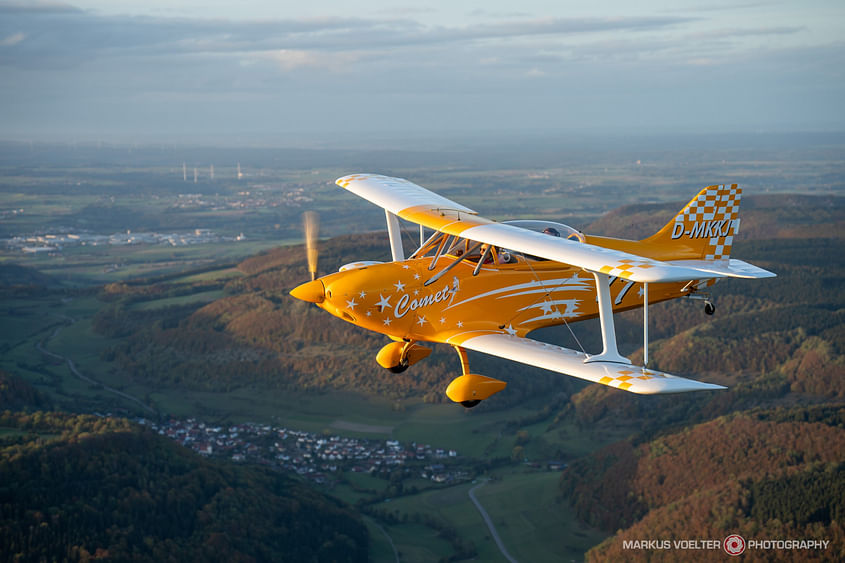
top-left (668, 258), bottom-right (776, 279)
top-left (447, 333), bottom-right (726, 394)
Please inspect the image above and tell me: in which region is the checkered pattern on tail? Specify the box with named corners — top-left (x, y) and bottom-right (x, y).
top-left (647, 184), bottom-right (742, 261)
top-left (680, 184), bottom-right (740, 260)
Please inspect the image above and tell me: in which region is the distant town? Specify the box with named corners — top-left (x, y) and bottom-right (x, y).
top-left (2, 183), bottom-right (316, 256)
top-left (4, 228), bottom-right (244, 254)
top-left (171, 186), bottom-right (313, 211)
top-left (139, 418), bottom-right (470, 487)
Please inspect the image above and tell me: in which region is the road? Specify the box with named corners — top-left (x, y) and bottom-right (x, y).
top-left (469, 481), bottom-right (519, 563)
top-left (371, 520), bottom-right (400, 563)
top-left (36, 317), bottom-right (157, 415)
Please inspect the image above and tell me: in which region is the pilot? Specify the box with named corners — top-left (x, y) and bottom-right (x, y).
top-left (479, 244), bottom-right (512, 264)
top-left (544, 225), bottom-right (584, 242)
top-left (530, 226), bottom-right (561, 261)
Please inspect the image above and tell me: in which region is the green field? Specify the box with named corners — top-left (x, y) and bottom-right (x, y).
top-left (363, 470), bottom-right (608, 562)
top-left (0, 284), bottom-right (625, 561)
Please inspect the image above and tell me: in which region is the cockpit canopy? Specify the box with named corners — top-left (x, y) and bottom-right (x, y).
top-left (410, 219), bottom-right (584, 266)
top-left (503, 220), bottom-right (585, 243)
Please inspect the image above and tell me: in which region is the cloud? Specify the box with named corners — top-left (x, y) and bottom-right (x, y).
top-left (0, 1), bottom-right (80, 14)
top-left (0, 32), bottom-right (25, 46)
top-left (689, 25), bottom-right (805, 40)
top-left (270, 49), bottom-right (359, 72)
top-left (0, 9), bottom-right (697, 71)
top-left (2, 4), bottom-right (842, 140)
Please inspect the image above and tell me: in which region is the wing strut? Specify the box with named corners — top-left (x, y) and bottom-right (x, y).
top-left (385, 210), bottom-right (404, 261)
top-left (424, 241), bottom-right (482, 287)
top-left (585, 272), bottom-right (631, 365)
top-left (643, 282), bottom-right (649, 366)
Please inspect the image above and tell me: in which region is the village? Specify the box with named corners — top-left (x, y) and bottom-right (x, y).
top-left (138, 417), bottom-right (471, 487)
top-left (4, 228), bottom-right (237, 254)
top-left (170, 184), bottom-right (313, 211)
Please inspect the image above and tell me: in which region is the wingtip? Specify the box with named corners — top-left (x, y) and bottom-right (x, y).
top-left (632, 380), bottom-right (728, 394)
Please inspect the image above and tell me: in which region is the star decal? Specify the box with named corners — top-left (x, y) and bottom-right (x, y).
top-left (539, 301), bottom-right (554, 315)
top-left (402, 264), bottom-right (410, 270)
top-left (413, 289), bottom-right (419, 296)
top-left (413, 273), bottom-right (420, 280)
top-left (365, 311), bottom-right (372, 317)
top-left (359, 290), bottom-right (367, 299)
top-left (439, 317), bottom-right (446, 325)
top-left (504, 324), bottom-right (518, 336)
top-left (345, 298), bottom-right (357, 310)
top-left (416, 316), bottom-right (426, 326)
top-left (456, 321), bottom-right (464, 328)
top-left (637, 285), bottom-right (645, 298)
top-left (383, 318), bottom-right (392, 326)
top-left (394, 280), bottom-right (405, 292)
top-left (376, 294), bottom-right (391, 311)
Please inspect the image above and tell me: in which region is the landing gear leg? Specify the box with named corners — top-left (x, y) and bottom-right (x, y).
top-left (684, 285), bottom-right (715, 316)
top-left (445, 346), bottom-right (507, 408)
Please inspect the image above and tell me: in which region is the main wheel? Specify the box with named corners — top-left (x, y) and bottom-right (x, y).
top-left (460, 400), bottom-right (481, 408)
top-left (704, 301), bottom-right (715, 315)
top-left (388, 361), bottom-right (409, 374)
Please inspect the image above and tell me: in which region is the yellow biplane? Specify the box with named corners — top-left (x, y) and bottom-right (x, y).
top-left (290, 174), bottom-right (775, 408)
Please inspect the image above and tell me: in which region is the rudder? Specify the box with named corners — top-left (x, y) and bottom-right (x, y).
top-left (643, 184), bottom-right (741, 261)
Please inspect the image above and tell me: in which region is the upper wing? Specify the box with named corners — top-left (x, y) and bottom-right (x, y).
top-left (447, 331), bottom-right (725, 394)
top-left (337, 173), bottom-right (761, 283)
top-left (337, 173), bottom-right (477, 216)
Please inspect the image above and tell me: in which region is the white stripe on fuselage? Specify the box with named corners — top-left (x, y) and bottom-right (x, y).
top-left (444, 275), bottom-right (590, 311)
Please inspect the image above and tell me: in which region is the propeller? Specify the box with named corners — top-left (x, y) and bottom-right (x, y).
top-left (290, 211), bottom-right (325, 303)
top-left (303, 211), bottom-right (319, 281)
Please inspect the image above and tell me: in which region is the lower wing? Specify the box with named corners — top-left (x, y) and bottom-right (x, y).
top-left (445, 332), bottom-right (725, 394)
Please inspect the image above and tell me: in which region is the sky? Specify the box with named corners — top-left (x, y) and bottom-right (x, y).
top-left (1, 0), bottom-right (843, 146)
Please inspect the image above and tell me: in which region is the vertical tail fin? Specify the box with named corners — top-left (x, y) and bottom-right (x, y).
top-left (643, 184), bottom-right (742, 261)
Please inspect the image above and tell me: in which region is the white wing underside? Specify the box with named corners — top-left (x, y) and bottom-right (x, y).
top-left (668, 258), bottom-right (775, 279)
top-left (452, 333), bottom-right (725, 394)
top-left (337, 174), bottom-right (774, 282)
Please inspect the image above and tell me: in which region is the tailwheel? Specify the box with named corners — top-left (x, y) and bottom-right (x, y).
top-left (460, 400), bottom-right (481, 409)
top-left (704, 300), bottom-right (715, 315)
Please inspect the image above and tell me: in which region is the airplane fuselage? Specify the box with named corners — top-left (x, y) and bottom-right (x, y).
top-left (310, 256), bottom-right (697, 344)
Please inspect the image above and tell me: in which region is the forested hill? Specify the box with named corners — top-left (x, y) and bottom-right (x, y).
top-left (94, 193), bottom-right (843, 411)
top-left (0, 369), bottom-right (51, 411)
top-left (0, 411), bottom-right (368, 563)
top-left (96, 232), bottom-right (568, 408)
top-left (561, 406), bottom-right (845, 562)
top-left (586, 193), bottom-right (844, 240)
top-left (552, 194), bottom-right (845, 558)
